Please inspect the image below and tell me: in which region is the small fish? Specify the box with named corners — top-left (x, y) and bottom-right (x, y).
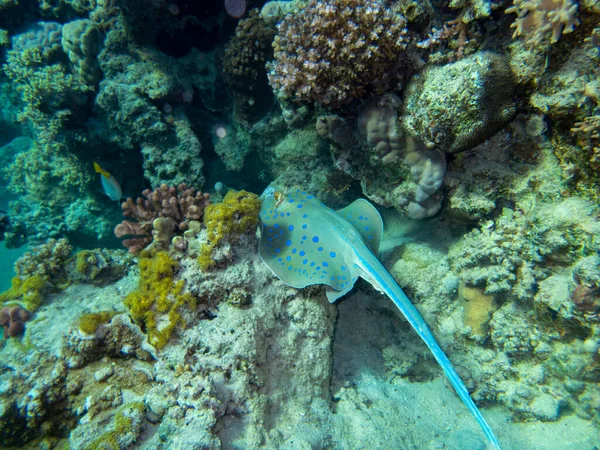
top-left (259, 188), bottom-right (501, 449)
top-left (94, 162), bottom-right (123, 202)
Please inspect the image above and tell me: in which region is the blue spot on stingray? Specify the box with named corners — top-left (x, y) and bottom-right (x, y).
top-left (368, 235), bottom-right (373, 240)
top-left (288, 225), bottom-right (294, 231)
top-left (286, 212), bottom-right (290, 216)
top-left (274, 224), bottom-right (279, 228)
top-left (292, 248), bottom-right (297, 254)
top-left (310, 262), bottom-right (315, 267)
top-left (359, 215), bottom-right (363, 220)
top-left (331, 276), bottom-right (335, 281)
top-left (341, 266), bottom-right (346, 271)
top-left (297, 204), bottom-right (303, 208)
top-left (303, 259), bottom-right (308, 264)
top-left (289, 198), bottom-right (294, 203)
top-left (286, 240), bottom-right (292, 246)
top-left (275, 248), bottom-right (281, 253)
top-left (312, 236), bottom-right (319, 243)
top-left (299, 251), bottom-right (305, 256)
top-left (318, 247), bottom-right (323, 252)
top-left (330, 251), bottom-right (336, 258)
top-left (286, 256), bottom-right (291, 262)
top-left (288, 266), bottom-right (293, 270)
top-left (302, 235), bottom-right (307, 240)
top-left (302, 214), bottom-right (308, 218)
top-left (316, 266), bottom-right (320, 271)
top-left (337, 276), bottom-right (341, 280)
top-left (323, 262), bottom-right (329, 267)
top-left (307, 195), bottom-right (314, 199)
top-left (364, 226), bottom-right (369, 231)
top-left (302, 224), bottom-right (307, 229)
top-left (342, 276), bottom-right (346, 280)
top-left (273, 213), bottom-right (278, 218)
top-left (268, 237), bottom-right (272, 242)
top-left (278, 257), bottom-right (282, 262)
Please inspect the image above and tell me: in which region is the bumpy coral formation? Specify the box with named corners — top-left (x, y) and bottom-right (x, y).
top-left (222, 9), bottom-right (275, 125)
top-left (61, 19), bottom-right (102, 85)
top-left (115, 184), bottom-right (210, 253)
top-left (14, 237), bottom-right (73, 280)
top-left (0, 304), bottom-right (30, 338)
top-left (267, 0), bottom-right (408, 108)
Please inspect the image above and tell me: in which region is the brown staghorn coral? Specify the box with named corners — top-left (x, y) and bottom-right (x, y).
top-left (115, 184), bottom-right (210, 253)
top-left (505, 0), bottom-right (580, 48)
top-left (267, 0), bottom-right (408, 109)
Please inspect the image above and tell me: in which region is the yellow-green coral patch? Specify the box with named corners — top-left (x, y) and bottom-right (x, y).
top-left (198, 190), bottom-right (260, 270)
top-left (124, 251), bottom-right (196, 349)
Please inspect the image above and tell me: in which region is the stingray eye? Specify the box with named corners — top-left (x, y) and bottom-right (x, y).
top-left (274, 191), bottom-right (285, 206)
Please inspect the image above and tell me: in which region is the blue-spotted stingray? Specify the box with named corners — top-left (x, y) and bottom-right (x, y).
top-left (259, 188), bottom-right (501, 449)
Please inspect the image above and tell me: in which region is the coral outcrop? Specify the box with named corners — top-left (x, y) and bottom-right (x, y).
top-left (61, 19), bottom-right (102, 85)
top-left (222, 9), bottom-right (275, 125)
top-left (402, 51), bottom-right (517, 153)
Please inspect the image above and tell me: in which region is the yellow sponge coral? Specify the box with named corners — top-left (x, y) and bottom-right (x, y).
top-left (124, 251), bottom-right (195, 349)
top-left (0, 275), bottom-right (48, 312)
top-left (198, 190), bottom-right (260, 270)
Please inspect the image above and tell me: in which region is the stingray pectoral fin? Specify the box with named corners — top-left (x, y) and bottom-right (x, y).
top-left (335, 199), bottom-right (383, 257)
top-left (325, 283), bottom-right (355, 303)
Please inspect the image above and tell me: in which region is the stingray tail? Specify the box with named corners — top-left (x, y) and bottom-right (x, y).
top-left (360, 253), bottom-right (502, 449)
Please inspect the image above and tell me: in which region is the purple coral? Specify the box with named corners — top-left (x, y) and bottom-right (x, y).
top-left (115, 184), bottom-right (210, 253)
top-left (0, 305), bottom-right (31, 338)
top-left (267, 0), bottom-right (408, 109)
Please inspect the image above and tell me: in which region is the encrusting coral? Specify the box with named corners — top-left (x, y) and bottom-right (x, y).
top-left (115, 184), bottom-right (210, 253)
top-left (267, 0), bottom-right (408, 109)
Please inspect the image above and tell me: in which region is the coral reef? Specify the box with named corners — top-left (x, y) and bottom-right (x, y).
top-left (267, 0), bottom-right (408, 109)
top-left (115, 184), bottom-right (210, 253)
top-left (449, 198), bottom-right (600, 300)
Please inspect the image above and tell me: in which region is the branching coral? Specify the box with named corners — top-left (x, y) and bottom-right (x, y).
top-left (505, 0), bottom-right (580, 47)
top-left (115, 184), bottom-right (210, 253)
top-left (267, 0), bottom-right (408, 109)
